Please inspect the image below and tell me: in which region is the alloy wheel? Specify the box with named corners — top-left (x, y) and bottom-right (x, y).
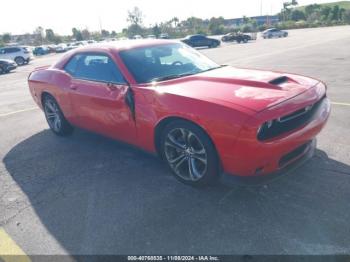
top-left (44, 99), bottom-right (62, 132)
top-left (164, 128), bottom-right (208, 181)
top-left (15, 57), bottom-right (25, 66)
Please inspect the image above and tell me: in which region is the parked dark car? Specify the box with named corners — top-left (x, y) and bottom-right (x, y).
top-left (33, 46), bottom-right (49, 56)
top-left (0, 59), bottom-right (17, 74)
top-left (182, 34), bottom-right (220, 48)
top-left (221, 32), bottom-right (251, 43)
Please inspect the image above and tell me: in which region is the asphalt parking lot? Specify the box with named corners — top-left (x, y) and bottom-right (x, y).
top-left (0, 26), bottom-right (350, 256)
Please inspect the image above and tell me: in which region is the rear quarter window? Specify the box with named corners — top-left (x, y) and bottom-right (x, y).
top-left (64, 54), bottom-right (82, 76)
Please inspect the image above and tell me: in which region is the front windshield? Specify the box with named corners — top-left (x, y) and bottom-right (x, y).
top-left (119, 43), bottom-right (219, 83)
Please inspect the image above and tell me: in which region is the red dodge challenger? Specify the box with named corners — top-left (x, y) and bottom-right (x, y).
top-left (28, 40), bottom-right (330, 186)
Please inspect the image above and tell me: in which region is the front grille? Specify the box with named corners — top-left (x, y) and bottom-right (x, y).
top-left (279, 141), bottom-right (311, 167)
top-left (258, 96), bottom-right (326, 141)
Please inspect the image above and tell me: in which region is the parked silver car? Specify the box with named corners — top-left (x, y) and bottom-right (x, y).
top-left (262, 28), bottom-right (288, 39)
top-left (0, 46), bottom-right (33, 65)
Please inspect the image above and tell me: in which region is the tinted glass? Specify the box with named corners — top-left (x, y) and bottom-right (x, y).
top-left (119, 43), bottom-right (219, 83)
top-left (6, 48), bottom-right (20, 53)
top-left (64, 53), bottom-right (125, 84)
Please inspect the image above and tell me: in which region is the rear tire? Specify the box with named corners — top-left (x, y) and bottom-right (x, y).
top-left (210, 42), bottom-right (218, 48)
top-left (43, 95), bottom-right (74, 136)
top-left (0, 66), bottom-right (4, 74)
top-left (160, 120), bottom-right (220, 186)
top-left (14, 57), bottom-right (25, 66)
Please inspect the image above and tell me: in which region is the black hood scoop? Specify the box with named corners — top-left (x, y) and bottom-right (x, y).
top-left (268, 76), bottom-right (289, 85)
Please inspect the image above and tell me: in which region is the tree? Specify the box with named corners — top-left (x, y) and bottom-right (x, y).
top-left (33, 26), bottom-right (44, 45)
top-left (343, 10), bottom-right (350, 23)
top-left (182, 17), bottom-right (206, 34)
top-left (127, 7), bottom-right (143, 27)
top-left (72, 27), bottom-right (83, 41)
top-left (291, 10), bottom-right (306, 21)
top-left (111, 30), bottom-right (117, 37)
top-left (81, 29), bottom-right (91, 40)
top-left (242, 16), bottom-right (250, 24)
top-left (282, 0), bottom-right (298, 21)
top-left (305, 4), bottom-right (321, 18)
top-left (208, 17), bottom-right (225, 35)
top-left (331, 5), bottom-right (340, 21)
top-left (126, 7), bottom-right (144, 37)
top-left (152, 24), bottom-right (161, 37)
top-left (101, 29), bottom-right (110, 38)
top-left (45, 29), bottom-right (55, 43)
top-left (172, 17), bottom-right (179, 27)
top-left (2, 33), bottom-right (11, 43)
top-left (320, 6), bottom-right (332, 20)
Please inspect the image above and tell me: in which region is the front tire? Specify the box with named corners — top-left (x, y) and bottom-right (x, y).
top-left (14, 57), bottom-right (25, 66)
top-left (43, 95), bottom-right (73, 136)
top-left (160, 120), bottom-right (219, 186)
top-left (210, 42), bottom-right (218, 48)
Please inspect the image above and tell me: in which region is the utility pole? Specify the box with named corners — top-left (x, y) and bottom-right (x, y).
top-left (99, 17), bottom-right (102, 34)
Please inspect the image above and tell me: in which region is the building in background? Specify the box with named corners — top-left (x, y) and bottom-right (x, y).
top-left (224, 15), bottom-right (279, 27)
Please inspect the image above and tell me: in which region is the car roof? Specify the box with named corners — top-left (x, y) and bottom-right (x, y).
top-left (53, 39), bottom-right (182, 69)
top-left (70, 39), bottom-right (180, 53)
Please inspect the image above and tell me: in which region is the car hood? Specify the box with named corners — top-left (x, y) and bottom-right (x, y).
top-left (154, 66), bottom-right (320, 112)
top-left (0, 59), bottom-right (15, 64)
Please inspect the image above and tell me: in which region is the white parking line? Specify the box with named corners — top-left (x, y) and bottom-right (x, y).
top-left (0, 107), bottom-right (38, 118)
top-left (331, 102), bottom-right (350, 107)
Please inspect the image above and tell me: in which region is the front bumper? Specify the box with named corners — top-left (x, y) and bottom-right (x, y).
top-left (221, 139), bottom-right (316, 185)
top-left (6, 64), bottom-right (17, 71)
top-left (220, 84), bottom-right (331, 177)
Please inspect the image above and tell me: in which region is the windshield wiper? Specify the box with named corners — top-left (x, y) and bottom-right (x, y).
top-left (150, 72), bottom-right (196, 82)
top-left (200, 65), bottom-right (227, 73)
top-left (149, 65), bottom-right (227, 83)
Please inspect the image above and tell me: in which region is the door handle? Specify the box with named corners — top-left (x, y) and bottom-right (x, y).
top-left (70, 85), bottom-right (78, 90)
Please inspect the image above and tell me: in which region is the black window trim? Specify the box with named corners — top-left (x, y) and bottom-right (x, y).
top-left (63, 51), bottom-right (128, 85)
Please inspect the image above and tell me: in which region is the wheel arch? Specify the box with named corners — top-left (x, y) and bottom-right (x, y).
top-left (14, 56), bottom-right (25, 61)
top-left (41, 91), bottom-right (54, 106)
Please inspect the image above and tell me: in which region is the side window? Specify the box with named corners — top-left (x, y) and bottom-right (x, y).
top-left (6, 48), bottom-right (19, 53)
top-left (0, 49), bottom-right (4, 54)
top-left (65, 53), bottom-right (125, 84)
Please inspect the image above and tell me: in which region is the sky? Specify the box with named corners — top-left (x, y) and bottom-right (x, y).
top-left (0, 0), bottom-right (344, 35)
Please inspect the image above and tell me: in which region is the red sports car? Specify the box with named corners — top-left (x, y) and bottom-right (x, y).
top-left (28, 40), bottom-right (330, 186)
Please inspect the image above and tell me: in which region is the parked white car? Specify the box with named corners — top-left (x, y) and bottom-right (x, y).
top-left (0, 46), bottom-right (33, 65)
top-left (262, 28), bottom-right (288, 39)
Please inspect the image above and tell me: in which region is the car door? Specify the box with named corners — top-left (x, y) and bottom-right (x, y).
top-left (189, 36), bottom-right (202, 47)
top-left (63, 52), bottom-right (137, 144)
top-left (196, 35), bottom-right (207, 47)
top-left (1, 48), bottom-right (11, 60)
top-left (7, 48), bottom-right (20, 60)
top-left (272, 29), bottom-right (279, 37)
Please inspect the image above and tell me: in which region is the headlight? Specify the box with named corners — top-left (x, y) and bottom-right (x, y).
top-left (257, 120), bottom-right (275, 138)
